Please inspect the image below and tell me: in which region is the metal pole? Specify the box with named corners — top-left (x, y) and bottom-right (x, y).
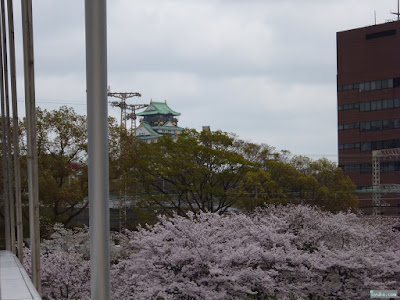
top-left (85, 0), bottom-right (110, 299)
top-left (1, 0), bottom-right (16, 255)
top-left (21, 0), bottom-right (41, 293)
top-left (7, 0), bottom-right (23, 262)
top-left (0, 51), bottom-right (10, 251)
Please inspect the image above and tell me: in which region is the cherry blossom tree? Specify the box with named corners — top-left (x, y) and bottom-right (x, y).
top-left (24, 248), bottom-right (90, 300)
top-left (24, 225), bottom-right (131, 300)
top-left (24, 205), bottom-right (400, 299)
top-left (111, 205), bottom-right (400, 299)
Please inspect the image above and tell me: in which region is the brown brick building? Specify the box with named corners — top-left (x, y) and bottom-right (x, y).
top-left (337, 20), bottom-right (400, 215)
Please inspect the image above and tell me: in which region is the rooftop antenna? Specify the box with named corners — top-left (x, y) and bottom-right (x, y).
top-left (391, 0), bottom-right (400, 20)
top-left (374, 10), bottom-right (377, 25)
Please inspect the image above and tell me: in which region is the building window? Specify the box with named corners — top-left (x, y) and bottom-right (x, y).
top-left (351, 139), bottom-right (400, 152)
top-left (371, 120), bottom-right (382, 131)
top-left (340, 163), bottom-right (399, 174)
top-left (388, 78), bottom-right (394, 88)
top-left (365, 81), bottom-right (371, 91)
top-left (365, 29), bottom-right (396, 40)
top-left (342, 118), bottom-right (400, 132)
top-left (338, 77), bottom-right (400, 93)
top-left (383, 99), bottom-right (394, 109)
top-left (360, 164), bottom-right (372, 174)
top-left (383, 119), bottom-right (394, 129)
top-left (339, 98), bottom-right (400, 112)
top-left (361, 142), bottom-right (371, 151)
top-left (360, 102), bottom-right (371, 111)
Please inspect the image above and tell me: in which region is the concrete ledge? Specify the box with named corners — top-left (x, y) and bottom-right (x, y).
top-left (0, 250), bottom-right (41, 300)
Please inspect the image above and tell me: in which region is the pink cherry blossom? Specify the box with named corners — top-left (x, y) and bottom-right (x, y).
top-left (24, 205), bottom-right (400, 299)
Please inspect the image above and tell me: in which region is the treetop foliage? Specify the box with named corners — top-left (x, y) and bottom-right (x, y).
top-left (7, 106), bottom-right (358, 234)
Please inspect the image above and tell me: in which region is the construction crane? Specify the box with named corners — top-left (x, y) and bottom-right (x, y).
top-left (372, 148), bottom-right (400, 215)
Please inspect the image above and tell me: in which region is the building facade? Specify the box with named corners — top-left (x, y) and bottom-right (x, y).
top-left (135, 100), bottom-right (183, 142)
top-left (337, 20), bottom-right (400, 215)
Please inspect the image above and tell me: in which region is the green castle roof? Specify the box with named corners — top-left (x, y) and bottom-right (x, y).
top-left (152, 125), bottom-right (184, 131)
top-left (136, 121), bottom-right (182, 141)
top-left (141, 122), bottom-right (161, 137)
top-left (137, 101), bottom-right (181, 116)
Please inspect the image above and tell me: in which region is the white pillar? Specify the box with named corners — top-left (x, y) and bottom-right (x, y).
top-left (85, 0), bottom-right (111, 299)
top-left (21, 0), bottom-right (41, 293)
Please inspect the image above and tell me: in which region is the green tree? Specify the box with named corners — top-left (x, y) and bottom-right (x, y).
top-left (306, 157), bottom-right (358, 212)
top-left (233, 140), bottom-right (289, 164)
top-left (232, 143), bottom-right (358, 213)
top-left (107, 118), bottom-right (156, 228)
top-left (21, 106), bottom-right (88, 228)
top-left (133, 129), bottom-right (253, 216)
top-left (15, 105), bottom-right (357, 230)
top-left (236, 169), bottom-right (286, 211)
top-left (265, 156), bottom-right (358, 212)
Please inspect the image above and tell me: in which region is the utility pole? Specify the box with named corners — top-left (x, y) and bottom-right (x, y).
top-left (108, 90), bottom-right (147, 231)
top-left (126, 103), bottom-right (148, 135)
top-left (108, 91), bottom-right (142, 132)
top-left (85, 0), bottom-right (110, 299)
top-left (21, 0), bottom-right (41, 293)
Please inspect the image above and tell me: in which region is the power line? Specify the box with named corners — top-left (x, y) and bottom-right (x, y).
top-left (17, 98), bottom-right (86, 106)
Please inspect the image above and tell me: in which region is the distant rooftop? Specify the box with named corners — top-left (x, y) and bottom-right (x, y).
top-left (337, 18), bottom-right (400, 34)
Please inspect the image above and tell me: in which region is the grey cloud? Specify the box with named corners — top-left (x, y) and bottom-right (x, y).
top-left (14, 0), bottom-right (396, 159)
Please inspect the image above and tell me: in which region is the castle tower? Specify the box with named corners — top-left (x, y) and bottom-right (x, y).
top-left (135, 100), bottom-right (183, 142)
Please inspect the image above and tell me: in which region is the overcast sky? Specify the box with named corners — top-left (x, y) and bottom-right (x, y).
top-left (11, 0), bottom-right (400, 161)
